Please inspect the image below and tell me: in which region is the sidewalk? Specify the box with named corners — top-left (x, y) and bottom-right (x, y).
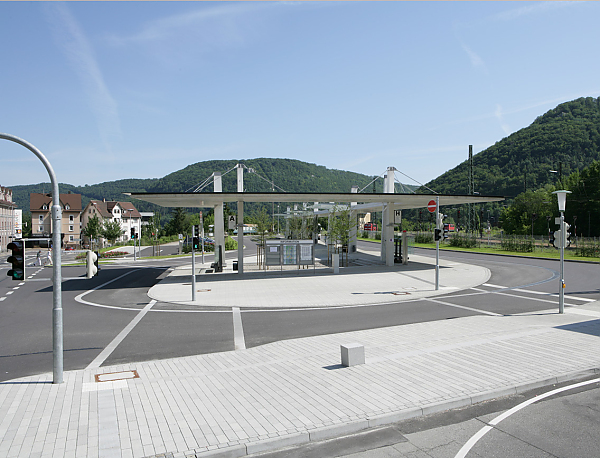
top-left (1, 256), bottom-right (600, 458)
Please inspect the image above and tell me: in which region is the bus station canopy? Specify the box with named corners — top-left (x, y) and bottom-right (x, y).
top-left (126, 192), bottom-right (504, 210)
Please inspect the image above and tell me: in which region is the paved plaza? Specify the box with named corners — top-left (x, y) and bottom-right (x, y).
top-left (1, 252), bottom-right (599, 458)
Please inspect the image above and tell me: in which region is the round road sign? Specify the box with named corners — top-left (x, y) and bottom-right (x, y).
top-left (427, 200), bottom-right (437, 213)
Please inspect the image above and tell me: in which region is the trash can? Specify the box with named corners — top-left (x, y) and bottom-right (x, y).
top-left (233, 261), bottom-right (238, 271)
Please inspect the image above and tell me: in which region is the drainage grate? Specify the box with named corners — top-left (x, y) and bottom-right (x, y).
top-left (95, 370), bottom-right (139, 383)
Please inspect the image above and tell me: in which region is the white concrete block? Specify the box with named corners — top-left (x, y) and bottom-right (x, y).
top-left (341, 343), bottom-right (365, 367)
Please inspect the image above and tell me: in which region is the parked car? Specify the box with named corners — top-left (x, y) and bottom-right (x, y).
top-left (364, 223), bottom-right (378, 231)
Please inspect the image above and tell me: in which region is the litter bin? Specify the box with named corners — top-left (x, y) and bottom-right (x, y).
top-left (233, 261), bottom-right (238, 271)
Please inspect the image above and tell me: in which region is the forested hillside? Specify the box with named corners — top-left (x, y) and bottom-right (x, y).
top-left (147, 158), bottom-right (388, 194)
top-left (10, 159), bottom-right (412, 220)
top-left (424, 97), bottom-right (600, 197)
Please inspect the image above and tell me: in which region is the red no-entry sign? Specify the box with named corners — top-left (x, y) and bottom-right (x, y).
top-left (427, 200), bottom-right (437, 213)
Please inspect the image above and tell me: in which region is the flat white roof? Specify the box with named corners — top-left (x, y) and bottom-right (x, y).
top-left (126, 192), bottom-right (504, 209)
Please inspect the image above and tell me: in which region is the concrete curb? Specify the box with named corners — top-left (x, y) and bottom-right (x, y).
top-left (193, 367), bottom-right (600, 458)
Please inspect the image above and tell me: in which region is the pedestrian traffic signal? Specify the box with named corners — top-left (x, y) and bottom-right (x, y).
top-left (130, 227), bottom-right (135, 239)
top-left (7, 241), bottom-right (25, 281)
top-left (86, 250), bottom-right (99, 278)
top-left (434, 228), bottom-right (442, 242)
top-left (564, 223), bottom-right (571, 248)
top-left (193, 237), bottom-right (200, 250)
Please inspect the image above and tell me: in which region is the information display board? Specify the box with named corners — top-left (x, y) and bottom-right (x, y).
top-left (265, 240), bottom-right (315, 267)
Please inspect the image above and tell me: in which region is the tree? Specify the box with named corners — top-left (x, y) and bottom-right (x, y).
top-left (328, 205), bottom-right (351, 253)
top-left (82, 215), bottom-right (102, 249)
top-left (500, 188), bottom-right (555, 235)
top-left (101, 220), bottom-right (124, 245)
top-left (165, 207), bottom-right (190, 236)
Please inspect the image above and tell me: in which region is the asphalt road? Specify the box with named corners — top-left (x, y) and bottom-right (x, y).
top-left (250, 376), bottom-right (600, 458)
top-left (1, 242), bottom-right (599, 384)
top-left (2, 242), bottom-right (599, 457)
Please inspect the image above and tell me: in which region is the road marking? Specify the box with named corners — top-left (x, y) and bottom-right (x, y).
top-left (6, 291), bottom-right (13, 295)
top-left (455, 377), bottom-right (600, 458)
top-left (483, 283), bottom-right (596, 302)
top-left (0, 297), bottom-right (5, 302)
top-left (232, 307), bottom-right (246, 350)
top-left (425, 298), bottom-right (502, 316)
top-left (86, 299), bottom-right (157, 370)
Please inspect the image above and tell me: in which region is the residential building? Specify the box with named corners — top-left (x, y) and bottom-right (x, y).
top-left (81, 200), bottom-right (142, 246)
top-left (1, 186), bottom-right (18, 252)
top-left (30, 192), bottom-right (82, 248)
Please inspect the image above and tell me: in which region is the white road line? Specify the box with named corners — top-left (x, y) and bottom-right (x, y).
top-left (0, 297), bottom-right (5, 302)
top-left (86, 299), bottom-right (157, 370)
top-left (455, 377), bottom-right (600, 458)
top-left (6, 291), bottom-right (13, 295)
top-left (232, 307), bottom-right (246, 350)
top-left (426, 298), bottom-right (502, 316)
top-left (483, 283), bottom-right (595, 302)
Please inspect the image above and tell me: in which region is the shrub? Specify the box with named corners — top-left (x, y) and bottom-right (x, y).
top-left (415, 233), bottom-right (433, 244)
top-left (575, 239), bottom-right (600, 257)
top-left (501, 236), bottom-right (534, 252)
top-left (448, 233), bottom-right (477, 248)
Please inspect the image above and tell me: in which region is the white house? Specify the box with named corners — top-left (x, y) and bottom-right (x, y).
top-left (81, 200), bottom-right (142, 246)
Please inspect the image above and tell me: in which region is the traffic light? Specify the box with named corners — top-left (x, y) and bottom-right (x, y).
top-left (564, 222), bottom-right (571, 248)
top-left (86, 250), bottom-right (99, 278)
top-left (7, 241), bottom-right (25, 281)
top-left (130, 227), bottom-right (135, 240)
top-left (443, 224), bottom-right (449, 240)
top-left (434, 228), bottom-right (442, 241)
top-left (192, 237), bottom-right (200, 250)
top-left (553, 229), bottom-right (562, 248)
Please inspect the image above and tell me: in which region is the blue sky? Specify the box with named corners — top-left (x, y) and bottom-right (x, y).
top-left (1, 1), bottom-right (599, 189)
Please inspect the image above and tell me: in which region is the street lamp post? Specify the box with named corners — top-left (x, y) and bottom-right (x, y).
top-left (1, 133), bottom-right (63, 383)
top-left (553, 190), bottom-right (571, 314)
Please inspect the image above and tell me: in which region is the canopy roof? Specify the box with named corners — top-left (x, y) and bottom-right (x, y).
top-left (126, 192), bottom-right (504, 210)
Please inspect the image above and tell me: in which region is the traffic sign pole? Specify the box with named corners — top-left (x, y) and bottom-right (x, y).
top-left (435, 196), bottom-right (440, 290)
top-left (192, 225), bottom-right (196, 302)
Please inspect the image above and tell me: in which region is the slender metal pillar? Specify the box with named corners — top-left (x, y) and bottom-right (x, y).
top-left (559, 212), bottom-right (565, 314)
top-left (1, 133), bottom-right (63, 383)
top-left (238, 201), bottom-right (244, 274)
top-left (192, 224), bottom-right (196, 301)
top-left (435, 196), bottom-right (440, 290)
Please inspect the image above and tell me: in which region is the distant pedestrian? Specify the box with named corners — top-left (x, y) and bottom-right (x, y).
top-left (46, 248), bottom-right (52, 266)
top-left (36, 250), bottom-right (41, 266)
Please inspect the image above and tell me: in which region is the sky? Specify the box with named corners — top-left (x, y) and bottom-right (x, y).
top-left (1, 1), bottom-right (600, 189)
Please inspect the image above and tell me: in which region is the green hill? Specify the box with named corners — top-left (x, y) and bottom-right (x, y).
top-left (9, 159), bottom-right (417, 218)
top-left (424, 97), bottom-right (600, 197)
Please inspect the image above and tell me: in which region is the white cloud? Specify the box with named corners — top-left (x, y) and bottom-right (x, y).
top-left (107, 2), bottom-right (278, 48)
top-left (460, 42), bottom-right (487, 72)
top-left (494, 104), bottom-right (511, 135)
top-left (492, 1), bottom-right (580, 22)
top-left (43, 3), bottom-right (121, 151)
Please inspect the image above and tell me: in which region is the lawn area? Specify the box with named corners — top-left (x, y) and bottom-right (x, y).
top-left (358, 237), bottom-right (600, 263)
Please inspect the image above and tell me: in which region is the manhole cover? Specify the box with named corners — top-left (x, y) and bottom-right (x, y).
top-left (95, 370), bottom-right (139, 383)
